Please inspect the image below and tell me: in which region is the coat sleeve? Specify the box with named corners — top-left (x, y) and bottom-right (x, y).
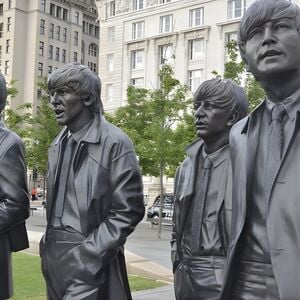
top-left (0, 134), bottom-right (29, 234)
top-left (76, 143), bottom-right (145, 276)
top-left (170, 166), bottom-right (181, 272)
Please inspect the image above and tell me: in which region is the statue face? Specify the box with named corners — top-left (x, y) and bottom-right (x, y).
top-left (244, 18), bottom-right (300, 79)
top-left (50, 87), bottom-right (86, 130)
top-left (194, 99), bottom-right (229, 140)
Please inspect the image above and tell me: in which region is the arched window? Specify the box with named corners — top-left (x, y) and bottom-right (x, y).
top-left (88, 43), bottom-right (98, 57)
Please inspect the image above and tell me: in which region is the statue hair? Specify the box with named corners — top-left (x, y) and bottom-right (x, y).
top-left (48, 63), bottom-right (103, 114)
top-left (238, 0), bottom-right (300, 62)
top-left (0, 73), bottom-right (7, 113)
top-left (194, 78), bottom-right (249, 122)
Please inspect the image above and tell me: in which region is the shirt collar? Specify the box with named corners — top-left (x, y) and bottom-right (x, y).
top-left (266, 88), bottom-right (300, 124)
top-left (201, 144), bottom-right (229, 168)
top-left (70, 118), bottom-right (94, 144)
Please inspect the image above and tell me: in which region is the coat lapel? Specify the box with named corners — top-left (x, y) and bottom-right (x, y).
top-left (46, 129), bottom-right (66, 222)
top-left (177, 140), bottom-right (203, 240)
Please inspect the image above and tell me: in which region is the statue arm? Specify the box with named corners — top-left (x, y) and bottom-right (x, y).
top-left (171, 167), bottom-right (181, 272)
top-left (76, 149), bottom-right (145, 277)
top-left (0, 136), bottom-right (29, 234)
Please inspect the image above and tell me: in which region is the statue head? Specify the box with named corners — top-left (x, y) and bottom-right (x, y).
top-left (48, 63), bottom-right (103, 115)
top-left (194, 78), bottom-right (248, 141)
top-left (0, 73), bottom-right (7, 114)
top-left (238, 0), bottom-right (300, 79)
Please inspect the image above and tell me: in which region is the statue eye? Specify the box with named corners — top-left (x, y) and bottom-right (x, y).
top-left (248, 27), bottom-right (262, 39)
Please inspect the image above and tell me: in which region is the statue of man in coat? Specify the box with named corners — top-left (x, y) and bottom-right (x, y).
top-left (171, 78), bottom-right (248, 300)
top-left (39, 63), bottom-right (145, 300)
top-left (220, 0), bottom-right (300, 299)
top-left (0, 72), bottom-right (29, 300)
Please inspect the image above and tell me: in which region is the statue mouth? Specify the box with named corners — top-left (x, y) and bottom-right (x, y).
top-left (261, 49), bottom-right (282, 59)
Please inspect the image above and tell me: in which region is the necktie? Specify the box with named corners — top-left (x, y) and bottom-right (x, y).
top-left (266, 104), bottom-right (286, 187)
top-left (55, 135), bottom-right (76, 218)
top-left (190, 156), bottom-right (212, 254)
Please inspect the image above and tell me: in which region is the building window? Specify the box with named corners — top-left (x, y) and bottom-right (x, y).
top-left (8, 0), bottom-right (12, 9)
top-left (132, 0), bottom-right (144, 11)
top-left (160, 0), bottom-right (171, 3)
top-left (41, 0), bottom-right (46, 12)
top-left (107, 27), bottom-right (115, 42)
top-left (89, 24), bottom-right (94, 35)
top-left (88, 44), bottom-right (97, 56)
top-left (73, 52), bottom-right (78, 62)
top-left (88, 62), bottom-right (97, 73)
top-left (159, 44), bottom-right (173, 65)
top-left (50, 3), bottom-right (55, 16)
top-left (49, 23), bottom-right (54, 38)
top-left (188, 69), bottom-right (203, 92)
top-left (132, 21), bottom-right (144, 39)
top-left (0, 23), bottom-right (3, 38)
top-left (74, 31), bottom-right (78, 46)
top-left (160, 15), bottom-right (172, 33)
top-left (226, 31), bottom-right (238, 44)
top-left (48, 45), bottom-right (53, 59)
top-left (62, 49), bottom-right (66, 63)
top-left (189, 39), bottom-right (204, 60)
top-left (56, 47), bottom-right (60, 61)
top-left (0, 4), bottom-right (3, 16)
top-left (4, 60), bottom-right (9, 75)
top-left (131, 50), bottom-right (144, 69)
top-left (106, 84), bottom-right (113, 102)
top-left (39, 41), bottom-right (44, 56)
top-left (131, 77), bottom-right (144, 88)
top-left (63, 9), bottom-right (68, 21)
top-left (74, 12), bottom-right (79, 24)
top-left (48, 65), bottom-right (53, 74)
top-left (38, 62), bottom-right (43, 77)
top-left (63, 28), bottom-right (67, 42)
top-left (57, 26), bottom-right (60, 40)
top-left (189, 8), bottom-right (204, 27)
top-left (5, 39), bottom-right (10, 53)
top-left (7, 17), bottom-right (11, 32)
top-left (227, 0), bottom-right (246, 19)
top-left (56, 6), bottom-right (61, 18)
top-left (40, 19), bottom-right (45, 35)
top-left (95, 26), bottom-right (99, 38)
top-left (109, 1), bottom-right (116, 16)
top-left (107, 54), bottom-right (114, 72)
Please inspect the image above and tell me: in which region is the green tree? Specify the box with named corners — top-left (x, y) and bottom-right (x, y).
top-left (26, 78), bottom-right (61, 176)
top-left (213, 40), bottom-right (265, 110)
top-left (106, 64), bottom-right (194, 237)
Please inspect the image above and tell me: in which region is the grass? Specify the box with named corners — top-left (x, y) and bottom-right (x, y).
top-left (11, 252), bottom-right (166, 299)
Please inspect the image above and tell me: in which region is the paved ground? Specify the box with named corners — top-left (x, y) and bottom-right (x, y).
top-left (27, 203), bottom-right (176, 299)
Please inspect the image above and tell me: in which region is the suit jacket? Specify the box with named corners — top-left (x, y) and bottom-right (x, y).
top-left (42, 114), bottom-right (145, 300)
top-left (220, 101), bottom-right (300, 300)
top-left (0, 125), bottom-right (29, 300)
top-left (171, 139), bottom-right (232, 272)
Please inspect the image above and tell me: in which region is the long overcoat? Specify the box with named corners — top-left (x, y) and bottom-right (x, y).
top-left (0, 126), bottom-right (29, 300)
top-left (220, 101), bottom-right (300, 300)
top-left (41, 114), bottom-right (145, 300)
top-left (171, 139), bottom-right (232, 274)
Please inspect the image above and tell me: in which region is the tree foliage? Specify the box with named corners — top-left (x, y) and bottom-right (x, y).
top-left (106, 64), bottom-right (195, 178)
top-left (213, 40), bottom-right (265, 111)
top-left (26, 78), bottom-right (61, 175)
top-left (4, 77), bottom-right (60, 175)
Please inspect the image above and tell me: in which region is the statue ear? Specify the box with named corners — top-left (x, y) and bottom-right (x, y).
top-left (83, 93), bottom-right (94, 107)
top-left (227, 110), bottom-right (239, 126)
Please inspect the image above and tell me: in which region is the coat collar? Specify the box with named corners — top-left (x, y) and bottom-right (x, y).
top-left (51, 113), bottom-right (104, 147)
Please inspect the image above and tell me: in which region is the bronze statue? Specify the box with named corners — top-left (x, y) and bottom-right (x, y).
top-left (0, 73), bottom-right (29, 300)
top-left (220, 0), bottom-right (300, 299)
top-left (171, 78), bottom-right (248, 300)
top-left (39, 63), bottom-right (145, 300)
